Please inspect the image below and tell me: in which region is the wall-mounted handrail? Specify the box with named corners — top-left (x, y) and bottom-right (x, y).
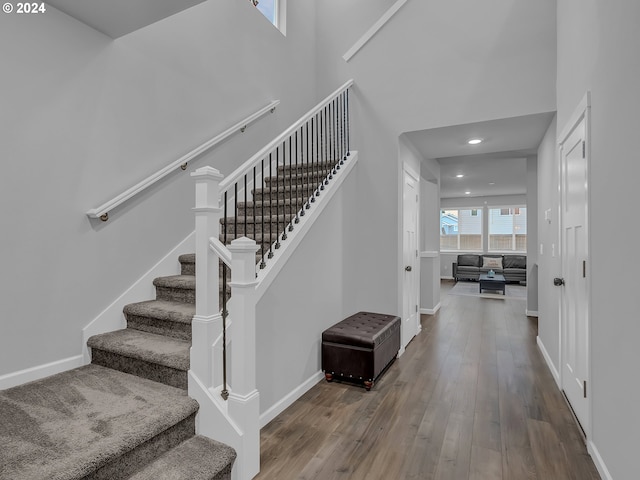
top-left (86, 100), bottom-right (280, 221)
top-left (219, 80), bottom-right (353, 193)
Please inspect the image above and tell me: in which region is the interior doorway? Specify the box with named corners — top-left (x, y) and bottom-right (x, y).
top-left (558, 93), bottom-right (591, 437)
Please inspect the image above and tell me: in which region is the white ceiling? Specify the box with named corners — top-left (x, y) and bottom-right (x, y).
top-left (47, 0), bottom-right (207, 38)
top-left (405, 112), bottom-right (555, 198)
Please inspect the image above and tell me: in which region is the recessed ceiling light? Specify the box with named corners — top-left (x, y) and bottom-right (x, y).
top-left (456, 174), bottom-right (464, 178)
top-left (468, 138), bottom-right (482, 145)
top-left (489, 182), bottom-right (495, 185)
top-left (465, 191), bottom-right (471, 195)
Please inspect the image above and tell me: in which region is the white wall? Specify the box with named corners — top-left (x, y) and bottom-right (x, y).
top-left (526, 156), bottom-right (538, 313)
top-left (256, 165), bottom-right (358, 415)
top-left (536, 115), bottom-right (560, 374)
top-left (314, 0), bottom-right (556, 321)
top-left (557, 1), bottom-right (640, 477)
top-left (0, 0), bottom-right (318, 376)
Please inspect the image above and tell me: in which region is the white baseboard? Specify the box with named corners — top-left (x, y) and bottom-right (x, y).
top-left (441, 276), bottom-right (454, 280)
top-left (259, 371), bottom-right (324, 429)
top-left (82, 232), bottom-right (196, 363)
top-left (588, 440), bottom-right (613, 480)
top-left (526, 310), bottom-right (539, 317)
top-left (536, 336), bottom-right (560, 388)
top-left (420, 302), bottom-right (441, 315)
top-left (0, 355), bottom-right (84, 390)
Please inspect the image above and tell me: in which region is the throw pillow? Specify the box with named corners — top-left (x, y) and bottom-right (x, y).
top-left (483, 257), bottom-right (503, 269)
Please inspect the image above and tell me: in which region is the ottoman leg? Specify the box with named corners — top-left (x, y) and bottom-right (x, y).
top-left (325, 373), bottom-right (333, 382)
top-left (364, 380), bottom-right (373, 391)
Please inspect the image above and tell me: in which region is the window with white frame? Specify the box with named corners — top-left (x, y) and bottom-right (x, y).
top-left (440, 208), bottom-right (483, 251)
top-left (250, 0), bottom-right (285, 32)
top-left (488, 206), bottom-right (527, 251)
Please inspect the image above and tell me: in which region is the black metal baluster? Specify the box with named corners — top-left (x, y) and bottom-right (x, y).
top-left (281, 141), bottom-right (288, 241)
top-left (314, 110), bottom-right (324, 197)
top-left (258, 163), bottom-right (266, 268)
top-left (221, 191), bottom-right (228, 401)
top-left (275, 148), bottom-right (281, 249)
top-left (244, 174), bottom-right (247, 240)
top-left (234, 183), bottom-right (238, 243)
top-left (268, 153), bottom-right (274, 257)
top-left (341, 91), bottom-right (346, 164)
top-left (296, 128), bottom-right (303, 219)
top-left (311, 116), bottom-right (316, 203)
top-left (346, 89), bottom-right (350, 157)
top-left (306, 121), bottom-right (310, 209)
top-left (319, 107), bottom-right (325, 191)
top-left (329, 100), bottom-right (334, 180)
top-left (288, 136), bottom-right (294, 231)
top-left (332, 98), bottom-right (340, 173)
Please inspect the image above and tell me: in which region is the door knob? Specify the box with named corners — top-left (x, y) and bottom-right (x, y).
top-left (405, 266), bottom-right (412, 272)
top-left (553, 277), bottom-right (565, 286)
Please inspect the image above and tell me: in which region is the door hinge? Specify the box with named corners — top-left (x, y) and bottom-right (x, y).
top-left (583, 260), bottom-right (586, 278)
top-left (415, 305), bottom-right (418, 313)
top-left (582, 141), bottom-right (586, 158)
top-left (583, 380), bottom-right (587, 398)
top-left (416, 249), bottom-right (419, 258)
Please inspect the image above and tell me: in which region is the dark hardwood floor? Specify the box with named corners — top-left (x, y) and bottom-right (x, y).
top-left (255, 281), bottom-right (601, 479)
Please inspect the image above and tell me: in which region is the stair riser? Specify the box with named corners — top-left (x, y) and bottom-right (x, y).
top-left (126, 314), bottom-right (192, 342)
top-left (88, 413), bottom-right (196, 480)
top-left (181, 263), bottom-right (195, 276)
top-left (91, 349), bottom-right (188, 390)
top-left (277, 162), bottom-right (338, 174)
top-left (236, 203), bottom-right (305, 217)
top-left (264, 171), bottom-right (329, 186)
top-left (253, 189), bottom-right (320, 202)
top-left (156, 286), bottom-right (195, 304)
top-left (222, 221), bottom-right (293, 236)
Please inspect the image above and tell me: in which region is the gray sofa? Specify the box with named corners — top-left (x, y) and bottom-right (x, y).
top-left (452, 254), bottom-right (526, 283)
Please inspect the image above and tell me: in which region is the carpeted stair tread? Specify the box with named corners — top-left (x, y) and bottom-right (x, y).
top-left (153, 275), bottom-right (195, 290)
top-left (124, 300), bottom-right (195, 341)
top-left (0, 364), bottom-right (198, 480)
top-left (88, 329), bottom-right (190, 371)
top-left (153, 275), bottom-right (196, 304)
top-left (124, 300), bottom-right (195, 325)
top-left (128, 435), bottom-right (236, 480)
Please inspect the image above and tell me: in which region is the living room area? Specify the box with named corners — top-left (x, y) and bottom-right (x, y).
top-left (407, 113), bottom-right (552, 316)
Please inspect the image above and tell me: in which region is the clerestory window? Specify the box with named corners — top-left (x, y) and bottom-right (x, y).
top-left (249, 0), bottom-right (286, 33)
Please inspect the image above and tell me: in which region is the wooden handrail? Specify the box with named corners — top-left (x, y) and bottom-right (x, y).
top-left (86, 100), bottom-right (280, 221)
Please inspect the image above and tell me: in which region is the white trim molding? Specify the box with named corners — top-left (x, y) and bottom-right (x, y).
top-left (588, 440), bottom-right (613, 480)
top-left (420, 302), bottom-right (441, 315)
top-left (536, 336), bottom-right (560, 388)
top-left (343, 0), bottom-right (408, 62)
top-left (0, 355), bottom-right (84, 390)
top-left (82, 232), bottom-right (196, 363)
top-left (259, 371), bottom-right (324, 428)
top-left (526, 310), bottom-right (539, 317)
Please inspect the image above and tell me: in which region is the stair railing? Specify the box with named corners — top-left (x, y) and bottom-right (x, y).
top-left (190, 79), bottom-right (353, 480)
top-left (86, 100), bottom-right (278, 222)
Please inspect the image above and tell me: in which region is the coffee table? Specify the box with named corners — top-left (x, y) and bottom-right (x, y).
top-left (479, 273), bottom-right (506, 295)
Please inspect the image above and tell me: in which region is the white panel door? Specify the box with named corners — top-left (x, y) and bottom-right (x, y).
top-left (560, 113), bottom-right (590, 434)
top-left (402, 169), bottom-right (419, 348)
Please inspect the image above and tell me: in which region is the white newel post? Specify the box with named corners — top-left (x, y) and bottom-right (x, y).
top-left (228, 237), bottom-right (260, 479)
top-left (190, 167), bottom-right (224, 389)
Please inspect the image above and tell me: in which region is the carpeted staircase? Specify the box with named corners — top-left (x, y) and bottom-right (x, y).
top-left (0, 159), bottom-right (337, 480)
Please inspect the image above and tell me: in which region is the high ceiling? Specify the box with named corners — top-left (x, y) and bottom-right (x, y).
top-left (404, 112), bottom-right (555, 198)
top-left (46, 0), bottom-right (207, 38)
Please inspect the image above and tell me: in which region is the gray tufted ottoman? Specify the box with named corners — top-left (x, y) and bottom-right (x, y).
top-left (322, 311), bottom-right (401, 390)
